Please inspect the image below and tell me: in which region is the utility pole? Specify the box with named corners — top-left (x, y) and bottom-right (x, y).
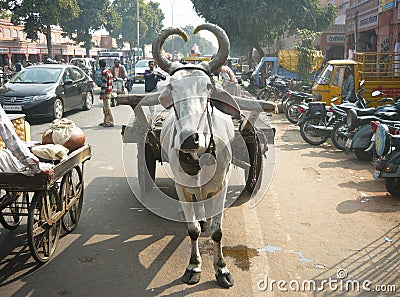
top-left (354, 11), bottom-right (358, 52)
top-left (137, 0), bottom-right (140, 57)
top-left (169, 0), bottom-right (176, 60)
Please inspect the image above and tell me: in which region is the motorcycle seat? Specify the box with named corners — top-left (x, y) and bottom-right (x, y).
top-left (379, 118), bottom-right (400, 126)
top-left (358, 115), bottom-right (379, 125)
top-left (354, 107), bottom-right (376, 116)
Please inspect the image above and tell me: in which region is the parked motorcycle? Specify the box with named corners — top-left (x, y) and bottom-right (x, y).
top-left (297, 95), bottom-right (364, 147)
top-left (345, 92), bottom-right (400, 161)
top-left (257, 73), bottom-right (290, 102)
top-left (374, 122), bottom-right (400, 197)
top-left (284, 90), bottom-right (313, 124)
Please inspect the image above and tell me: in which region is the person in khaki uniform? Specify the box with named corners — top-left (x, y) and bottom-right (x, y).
top-left (98, 59), bottom-right (114, 127)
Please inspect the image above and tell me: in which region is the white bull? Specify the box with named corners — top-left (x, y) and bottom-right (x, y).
top-left (148, 24), bottom-right (238, 287)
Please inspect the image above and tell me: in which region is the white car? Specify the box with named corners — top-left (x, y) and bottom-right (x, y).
top-left (133, 59), bottom-right (161, 83)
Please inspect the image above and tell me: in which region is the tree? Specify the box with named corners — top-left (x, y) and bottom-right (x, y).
top-left (60, 0), bottom-right (112, 57)
top-left (108, 0), bottom-right (164, 51)
top-left (161, 25), bottom-right (216, 57)
top-left (192, 0), bottom-right (336, 65)
top-left (10, 0), bottom-right (80, 59)
top-left (295, 29), bottom-right (321, 80)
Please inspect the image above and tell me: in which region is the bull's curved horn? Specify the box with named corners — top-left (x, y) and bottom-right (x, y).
top-left (152, 27), bottom-right (188, 73)
top-left (194, 24), bottom-right (230, 73)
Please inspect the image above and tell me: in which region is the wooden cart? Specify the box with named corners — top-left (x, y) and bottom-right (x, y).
top-left (117, 94), bottom-right (275, 196)
top-left (0, 144), bottom-right (92, 263)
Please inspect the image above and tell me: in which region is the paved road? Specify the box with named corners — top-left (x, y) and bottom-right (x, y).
top-left (1, 87), bottom-right (400, 296)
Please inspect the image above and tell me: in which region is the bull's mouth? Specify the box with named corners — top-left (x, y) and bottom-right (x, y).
top-left (178, 151), bottom-right (201, 175)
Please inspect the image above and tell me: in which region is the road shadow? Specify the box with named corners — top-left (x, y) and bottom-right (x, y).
top-left (336, 194), bottom-right (400, 214)
top-left (310, 224), bottom-right (400, 296)
top-left (0, 177), bottom-right (187, 296)
top-left (0, 176), bottom-right (248, 296)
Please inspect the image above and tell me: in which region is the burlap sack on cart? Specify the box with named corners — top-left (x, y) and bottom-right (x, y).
top-left (32, 144), bottom-right (69, 161)
top-left (48, 118), bottom-right (75, 145)
top-left (42, 118), bottom-right (85, 152)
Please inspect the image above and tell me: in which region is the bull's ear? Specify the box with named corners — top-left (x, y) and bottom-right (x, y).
top-left (159, 87), bottom-right (173, 109)
top-left (211, 87), bottom-right (241, 119)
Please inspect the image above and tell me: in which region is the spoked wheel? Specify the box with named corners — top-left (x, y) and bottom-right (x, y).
top-left (60, 166), bottom-right (84, 233)
top-left (299, 117), bottom-right (330, 145)
top-left (0, 191), bottom-right (28, 230)
top-left (283, 98), bottom-right (296, 113)
top-left (245, 131), bottom-right (263, 193)
top-left (386, 178), bottom-right (400, 198)
top-left (27, 191), bottom-right (61, 263)
top-left (285, 102), bottom-right (301, 124)
top-left (331, 120), bottom-right (348, 151)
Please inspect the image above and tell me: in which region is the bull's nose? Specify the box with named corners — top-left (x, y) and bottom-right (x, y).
top-left (180, 130), bottom-right (200, 150)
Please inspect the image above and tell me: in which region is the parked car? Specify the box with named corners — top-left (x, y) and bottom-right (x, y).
top-left (0, 64), bottom-right (95, 120)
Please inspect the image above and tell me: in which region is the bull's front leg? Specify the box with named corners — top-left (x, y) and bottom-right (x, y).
top-left (211, 181), bottom-right (234, 288)
top-left (177, 187), bottom-right (202, 285)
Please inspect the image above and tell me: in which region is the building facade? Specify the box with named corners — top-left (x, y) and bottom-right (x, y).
top-left (263, 0), bottom-right (346, 60)
top-left (0, 19), bottom-right (112, 67)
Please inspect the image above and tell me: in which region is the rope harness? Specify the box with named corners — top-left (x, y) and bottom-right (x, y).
top-left (169, 67), bottom-right (217, 176)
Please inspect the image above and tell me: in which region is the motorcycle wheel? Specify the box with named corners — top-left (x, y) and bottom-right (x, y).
top-left (331, 120), bottom-right (348, 151)
top-left (354, 148), bottom-right (373, 161)
top-left (283, 98), bottom-right (296, 113)
top-left (285, 102), bottom-right (300, 124)
top-left (300, 117), bottom-right (330, 145)
top-left (257, 87), bottom-right (272, 101)
top-left (386, 178), bottom-right (400, 198)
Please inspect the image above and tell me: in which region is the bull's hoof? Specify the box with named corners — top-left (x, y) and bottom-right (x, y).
top-left (215, 269), bottom-right (234, 288)
top-left (199, 220), bottom-right (208, 232)
top-left (182, 268), bottom-right (201, 285)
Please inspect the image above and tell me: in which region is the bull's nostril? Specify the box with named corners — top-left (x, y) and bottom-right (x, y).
top-left (194, 133), bottom-right (199, 144)
top-left (181, 133), bottom-right (200, 150)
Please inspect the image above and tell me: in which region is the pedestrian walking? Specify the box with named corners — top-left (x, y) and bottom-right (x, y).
top-left (98, 59), bottom-right (114, 127)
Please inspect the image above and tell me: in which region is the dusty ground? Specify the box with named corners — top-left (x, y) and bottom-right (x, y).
top-left (1, 109), bottom-right (400, 297)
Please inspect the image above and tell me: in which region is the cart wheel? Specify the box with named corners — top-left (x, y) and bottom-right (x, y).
top-left (245, 132), bottom-right (263, 193)
top-left (0, 191), bottom-right (28, 230)
top-left (139, 143), bottom-right (156, 195)
top-left (27, 191), bottom-right (61, 263)
top-left (60, 166), bottom-right (84, 233)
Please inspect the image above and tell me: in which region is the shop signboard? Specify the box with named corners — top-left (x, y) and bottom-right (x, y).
top-left (358, 12), bottom-right (378, 31)
top-left (0, 48), bottom-right (9, 54)
top-left (27, 48), bottom-right (40, 54)
top-left (327, 34), bottom-right (345, 44)
top-left (74, 48), bottom-right (86, 56)
top-left (381, 0), bottom-right (396, 12)
top-left (10, 48), bottom-right (26, 54)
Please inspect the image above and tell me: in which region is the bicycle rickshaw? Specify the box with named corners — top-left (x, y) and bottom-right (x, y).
top-left (0, 115), bottom-right (92, 263)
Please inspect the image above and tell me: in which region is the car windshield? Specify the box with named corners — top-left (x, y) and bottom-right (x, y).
top-left (135, 60), bottom-right (149, 68)
top-left (10, 67), bottom-right (63, 84)
top-left (316, 64), bottom-right (333, 85)
top-left (99, 58), bottom-right (117, 69)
